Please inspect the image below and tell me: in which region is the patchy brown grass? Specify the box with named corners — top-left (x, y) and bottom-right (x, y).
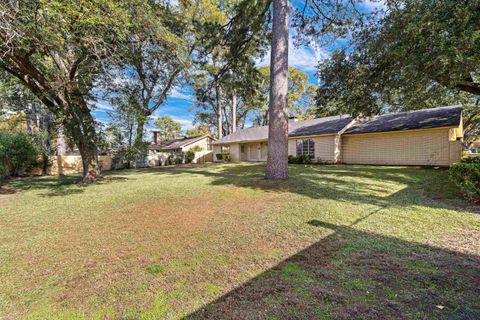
top-left (1, 163), bottom-right (479, 319)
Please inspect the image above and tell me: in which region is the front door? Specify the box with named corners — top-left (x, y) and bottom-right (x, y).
top-left (240, 144), bottom-right (247, 161)
top-left (249, 143), bottom-right (260, 161)
top-left (260, 142), bottom-right (268, 161)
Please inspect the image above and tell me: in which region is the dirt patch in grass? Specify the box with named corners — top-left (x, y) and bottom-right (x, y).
top-left (2, 164), bottom-right (479, 319)
top-left (0, 187), bottom-right (16, 195)
top-left (1, 184), bottom-right (291, 318)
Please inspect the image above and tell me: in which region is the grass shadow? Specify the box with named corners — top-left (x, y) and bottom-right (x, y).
top-left (6, 175), bottom-right (130, 197)
top-left (149, 163), bottom-right (478, 214)
top-left (185, 218), bottom-right (480, 319)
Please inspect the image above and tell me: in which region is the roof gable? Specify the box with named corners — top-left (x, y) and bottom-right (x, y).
top-left (150, 135), bottom-right (213, 150)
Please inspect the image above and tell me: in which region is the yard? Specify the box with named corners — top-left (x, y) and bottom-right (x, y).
top-left (1, 163), bottom-right (479, 319)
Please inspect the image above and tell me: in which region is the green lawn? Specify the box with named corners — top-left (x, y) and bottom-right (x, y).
top-left (1, 163), bottom-right (479, 319)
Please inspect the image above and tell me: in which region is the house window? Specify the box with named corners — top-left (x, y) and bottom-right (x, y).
top-left (296, 139), bottom-right (314, 157)
top-left (207, 138), bottom-right (213, 150)
top-left (241, 145), bottom-right (245, 153)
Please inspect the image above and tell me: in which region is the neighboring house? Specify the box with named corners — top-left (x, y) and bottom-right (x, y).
top-left (470, 139), bottom-right (480, 153)
top-left (148, 133), bottom-right (215, 165)
top-left (213, 105), bottom-right (463, 166)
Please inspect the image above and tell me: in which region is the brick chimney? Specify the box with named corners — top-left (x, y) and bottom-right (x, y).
top-left (153, 131), bottom-right (161, 145)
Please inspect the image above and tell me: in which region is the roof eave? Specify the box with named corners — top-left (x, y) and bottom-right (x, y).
top-left (343, 125), bottom-right (459, 136)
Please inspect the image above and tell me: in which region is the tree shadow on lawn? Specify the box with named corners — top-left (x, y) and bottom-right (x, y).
top-left (6, 175), bottom-right (129, 197)
top-left (185, 218), bottom-right (480, 320)
top-left (151, 163), bottom-right (479, 213)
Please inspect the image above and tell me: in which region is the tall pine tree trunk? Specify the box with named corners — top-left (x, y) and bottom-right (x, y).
top-left (266, 0), bottom-right (289, 180)
top-left (232, 94), bottom-right (237, 133)
top-left (215, 80), bottom-right (223, 138)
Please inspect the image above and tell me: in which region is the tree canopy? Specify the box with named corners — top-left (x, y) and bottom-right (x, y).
top-left (0, 0), bottom-right (137, 181)
top-left (154, 116), bottom-right (183, 141)
top-left (315, 0), bottom-right (480, 145)
top-left (317, 0), bottom-right (480, 116)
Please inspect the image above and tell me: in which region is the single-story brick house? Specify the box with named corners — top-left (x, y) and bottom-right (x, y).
top-left (148, 133), bottom-right (215, 165)
top-left (213, 105), bottom-right (463, 166)
top-left (149, 132), bottom-right (215, 153)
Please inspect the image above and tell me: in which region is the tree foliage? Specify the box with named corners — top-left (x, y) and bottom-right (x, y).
top-left (154, 116), bottom-right (183, 141)
top-left (315, 0), bottom-right (480, 145)
top-left (317, 0), bottom-right (480, 114)
top-left (252, 66), bottom-right (316, 126)
top-left (0, 132), bottom-right (38, 178)
top-left (0, 0), bottom-right (137, 182)
top-left (104, 0), bottom-right (202, 147)
top-left (192, 0), bottom-right (271, 137)
top-left (185, 125), bottom-right (212, 137)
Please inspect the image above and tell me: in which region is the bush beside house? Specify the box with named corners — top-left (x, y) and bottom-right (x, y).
top-left (0, 132), bottom-right (38, 181)
top-left (450, 158), bottom-right (480, 202)
top-left (216, 152), bottom-right (230, 161)
top-left (288, 155), bottom-right (313, 164)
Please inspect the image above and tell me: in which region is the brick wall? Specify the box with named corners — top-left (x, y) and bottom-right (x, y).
top-left (342, 128), bottom-right (458, 166)
top-left (32, 155), bottom-right (112, 175)
top-left (288, 136), bottom-right (336, 163)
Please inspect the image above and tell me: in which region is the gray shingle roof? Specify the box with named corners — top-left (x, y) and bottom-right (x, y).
top-left (149, 135), bottom-right (209, 151)
top-left (289, 115), bottom-right (353, 137)
top-left (214, 105), bottom-right (462, 145)
top-left (215, 115), bottom-right (353, 144)
top-left (344, 105), bottom-right (462, 135)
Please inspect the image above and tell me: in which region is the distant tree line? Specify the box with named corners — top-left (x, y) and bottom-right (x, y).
top-left (0, 0), bottom-right (478, 182)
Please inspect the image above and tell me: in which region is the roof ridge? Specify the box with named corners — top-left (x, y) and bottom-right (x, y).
top-left (378, 105), bottom-right (461, 116)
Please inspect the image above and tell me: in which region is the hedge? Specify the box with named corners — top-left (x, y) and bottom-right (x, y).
top-left (0, 132), bottom-right (38, 180)
top-left (288, 155), bottom-right (312, 164)
top-left (449, 161), bottom-right (480, 203)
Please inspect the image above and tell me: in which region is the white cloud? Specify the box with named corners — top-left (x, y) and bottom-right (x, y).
top-left (256, 39), bottom-right (330, 72)
top-left (169, 87), bottom-right (193, 101)
top-left (361, 0), bottom-right (387, 11)
top-left (173, 117), bottom-right (194, 129)
top-left (93, 100), bottom-right (114, 112)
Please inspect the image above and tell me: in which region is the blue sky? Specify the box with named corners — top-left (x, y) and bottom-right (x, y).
top-left (92, 1), bottom-right (383, 134)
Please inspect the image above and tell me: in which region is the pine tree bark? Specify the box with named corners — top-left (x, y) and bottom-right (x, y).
top-left (232, 94), bottom-right (237, 133)
top-left (266, 0), bottom-right (289, 180)
top-left (215, 80), bottom-right (223, 138)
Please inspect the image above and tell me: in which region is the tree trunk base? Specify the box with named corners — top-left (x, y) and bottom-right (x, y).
top-left (265, 171), bottom-right (288, 180)
top-left (81, 170), bottom-right (103, 184)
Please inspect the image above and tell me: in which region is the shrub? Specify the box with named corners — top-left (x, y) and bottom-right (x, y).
top-left (449, 162), bottom-right (480, 202)
top-left (222, 152), bottom-right (231, 161)
top-left (185, 150), bottom-right (195, 163)
top-left (174, 154), bottom-right (183, 164)
top-left (461, 156), bottom-right (480, 164)
top-left (190, 145), bottom-right (203, 153)
top-left (288, 155), bottom-right (312, 164)
top-left (216, 152), bottom-right (230, 161)
top-left (165, 155), bottom-right (174, 166)
top-left (0, 132), bottom-right (38, 177)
